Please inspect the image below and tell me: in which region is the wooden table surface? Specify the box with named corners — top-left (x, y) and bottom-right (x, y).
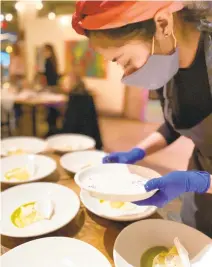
top-left (0, 152), bottom-right (161, 265)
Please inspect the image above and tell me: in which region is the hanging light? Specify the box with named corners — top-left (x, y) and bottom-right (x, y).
top-left (15, 1), bottom-right (25, 12)
top-left (36, 1), bottom-right (43, 10)
top-left (0, 14), bottom-right (4, 22)
top-left (5, 14), bottom-right (13, 22)
top-left (48, 12), bottom-right (56, 20)
top-left (59, 16), bottom-right (71, 26)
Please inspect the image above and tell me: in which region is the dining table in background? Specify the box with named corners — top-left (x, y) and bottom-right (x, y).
top-left (0, 152), bottom-right (161, 266)
top-left (14, 92), bottom-right (68, 136)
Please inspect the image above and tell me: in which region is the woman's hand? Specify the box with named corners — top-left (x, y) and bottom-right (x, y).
top-left (134, 171), bottom-right (211, 208)
top-left (103, 148), bottom-right (145, 164)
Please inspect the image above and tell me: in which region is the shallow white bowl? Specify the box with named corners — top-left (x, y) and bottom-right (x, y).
top-left (60, 150), bottom-right (107, 173)
top-left (1, 136), bottom-right (47, 156)
top-left (0, 182), bottom-right (80, 237)
top-left (46, 134), bottom-right (96, 152)
top-left (80, 190), bottom-right (157, 222)
top-left (114, 219), bottom-right (212, 267)
top-left (0, 154), bottom-right (57, 184)
top-left (1, 237), bottom-right (111, 267)
top-left (75, 164), bottom-right (160, 202)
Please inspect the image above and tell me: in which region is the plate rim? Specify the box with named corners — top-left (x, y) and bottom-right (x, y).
top-left (1, 236), bottom-right (112, 267)
top-left (1, 136), bottom-right (48, 156)
top-left (74, 163), bottom-right (160, 202)
top-left (60, 150), bottom-right (107, 173)
top-left (0, 154), bottom-right (57, 185)
top-left (46, 133), bottom-right (96, 151)
top-left (0, 182), bottom-right (81, 238)
top-left (80, 190), bottom-right (157, 222)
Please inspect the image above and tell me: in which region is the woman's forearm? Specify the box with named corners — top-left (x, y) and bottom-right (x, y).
top-left (136, 132), bottom-right (168, 156)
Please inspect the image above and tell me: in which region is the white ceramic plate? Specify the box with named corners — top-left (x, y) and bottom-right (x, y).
top-left (75, 164), bottom-right (160, 202)
top-left (60, 150), bottom-right (107, 173)
top-left (1, 136), bottom-right (47, 156)
top-left (113, 219), bottom-right (212, 267)
top-left (1, 237), bottom-right (111, 267)
top-left (46, 134), bottom-right (96, 153)
top-left (0, 182), bottom-right (80, 237)
top-left (80, 190), bottom-right (157, 222)
top-left (0, 154), bottom-right (57, 184)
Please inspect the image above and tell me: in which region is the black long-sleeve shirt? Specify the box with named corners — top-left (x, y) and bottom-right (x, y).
top-left (44, 58), bottom-right (58, 86)
top-left (157, 34), bottom-right (212, 144)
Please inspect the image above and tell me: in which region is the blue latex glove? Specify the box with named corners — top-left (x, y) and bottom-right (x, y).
top-left (134, 171), bottom-right (210, 208)
top-left (103, 148), bottom-right (145, 164)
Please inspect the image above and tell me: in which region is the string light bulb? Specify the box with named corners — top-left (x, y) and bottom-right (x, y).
top-left (59, 16), bottom-right (71, 26)
top-left (15, 2), bottom-right (25, 12)
top-left (36, 2), bottom-right (43, 10)
top-left (5, 14), bottom-right (13, 22)
top-left (48, 12), bottom-right (56, 20)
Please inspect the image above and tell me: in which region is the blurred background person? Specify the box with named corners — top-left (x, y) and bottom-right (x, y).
top-left (9, 42), bottom-right (25, 126)
top-left (43, 43), bottom-right (60, 136)
top-left (9, 42), bottom-right (25, 90)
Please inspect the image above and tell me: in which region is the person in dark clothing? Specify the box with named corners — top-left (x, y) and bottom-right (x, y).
top-left (43, 44), bottom-right (60, 136)
top-left (61, 71), bottom-right (103, 150)
top-left (72, 1), bottom-right (212, 237)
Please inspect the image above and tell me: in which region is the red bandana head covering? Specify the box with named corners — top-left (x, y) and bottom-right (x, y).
top-left (72, 1), bottom-right (184, 35)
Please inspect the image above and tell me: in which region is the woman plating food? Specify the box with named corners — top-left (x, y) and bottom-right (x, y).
top-left (72, 1), bottom-right (212, 237)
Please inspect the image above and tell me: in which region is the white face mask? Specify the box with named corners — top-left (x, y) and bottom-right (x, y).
top-left (121, 32), bottom-right (179, 90)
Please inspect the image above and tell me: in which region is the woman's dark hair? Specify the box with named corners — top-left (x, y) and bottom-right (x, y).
top-left (44, 43), bottom-right (58, 73)
top-left (85, 1), bottom-right (212, 47)
top-left (179, 1), bottom-right (212, 23)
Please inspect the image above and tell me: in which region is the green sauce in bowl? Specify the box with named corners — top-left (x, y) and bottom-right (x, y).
top-left (140, 246), bottom-right (168, 267)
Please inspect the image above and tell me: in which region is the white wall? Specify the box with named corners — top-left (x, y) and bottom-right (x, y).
top-left (24, 16), bottom-right (125, 114)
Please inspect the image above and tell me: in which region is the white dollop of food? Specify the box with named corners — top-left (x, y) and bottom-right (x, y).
top-left (34, 199), bottom-right (54, 220)
top-left (165, 255), bottom-right (185, 267)
top-left (21, 205), bottom-right (34, 217)
top-left (173, 237), bottom-right (190, 267)
top-left (153, 238), bottom-right (191, 267)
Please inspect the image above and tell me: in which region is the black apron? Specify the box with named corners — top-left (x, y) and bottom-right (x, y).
top-left (62, 92), bottom-right (103, 150)
top-left (163, 32), bottom-right (212, 237)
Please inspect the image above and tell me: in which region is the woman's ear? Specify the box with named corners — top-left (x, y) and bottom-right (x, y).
top-left (154, 9), bottom-right (174, 40)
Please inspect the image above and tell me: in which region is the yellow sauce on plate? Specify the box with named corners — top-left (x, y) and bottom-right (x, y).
top-left (7, 149), bottom-right (26, 156)
top-left (4, 167), bottom-right (31, 181)
top-left (11, 202), bottom-right (36, 228)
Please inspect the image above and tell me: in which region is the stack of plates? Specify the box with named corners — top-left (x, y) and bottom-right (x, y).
top-left (75, 163), bottom-right (160, 221)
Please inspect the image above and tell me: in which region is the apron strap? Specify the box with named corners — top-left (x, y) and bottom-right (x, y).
top-left (204, 31), bottom-right (212, 95)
